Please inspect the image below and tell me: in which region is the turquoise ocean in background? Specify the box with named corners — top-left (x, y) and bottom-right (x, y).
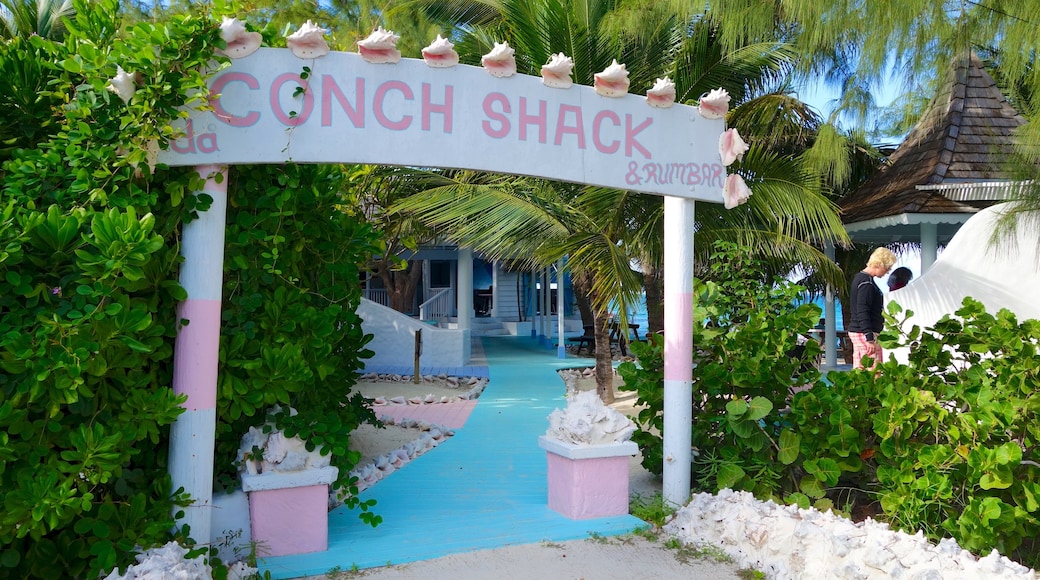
top-left (622, 294), bottom-right (844, 332)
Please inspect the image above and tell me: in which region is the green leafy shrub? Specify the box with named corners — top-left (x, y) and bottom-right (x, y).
top-left (779, 298), bottom-right (1040, 557)
top-left (0, 4), bottom-right (216, 575)
top-left (619, 241), bottom-right (822, 498)
top-left (861, 298), bottom-right (1040, 556)
top-left (1, 3), bottom-right (383, 575)
top-left (214, 163), bottom-right (382, 525)
top-left (620, 244), bottom-right (1040, 560)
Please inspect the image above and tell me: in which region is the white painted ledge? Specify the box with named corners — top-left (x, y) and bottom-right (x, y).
top-left (241, 466), bottom-right (338, 492)
top-left (537, 436), bottom-right (638, 460)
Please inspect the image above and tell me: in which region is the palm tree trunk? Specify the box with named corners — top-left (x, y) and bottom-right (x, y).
top-left (593, 308), bottom-right (615, 404)
top-left (643, 264), bottom-right (664, 335)
top-left (571, 271), bottom-right (595, 327)
top-left (382, 260), bottom-right (423, 313)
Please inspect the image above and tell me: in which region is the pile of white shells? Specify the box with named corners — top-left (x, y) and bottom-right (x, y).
top-left (338, 415), bottom-right (455, 499)
top-left (237, 416), bottom-right (330, 475)
top-left (664, 489), bottom-right (1036, 579)
top-left (359, 373), bottom-right (488, 403)
top-left (545, 390), bottom-right (636, 445)
top-left (102, 541), bottom-right (256, 580)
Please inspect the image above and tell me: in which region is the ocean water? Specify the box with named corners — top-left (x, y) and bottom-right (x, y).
top-left (807, 296), bottom-right (844, 330)
top-left (621, 295), bottom-right (843, 331)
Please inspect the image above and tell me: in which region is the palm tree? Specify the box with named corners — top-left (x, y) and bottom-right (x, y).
top-left (394, 0), bottom-right (851, 402)
top-left (340, 165), bottom-right (449, 313)
top-left (705, 0), bottom-right (1040, 215)
top-left (0, 0), bottom-right (74, 39)
top-left (393, 172), bottom-right (642, 403)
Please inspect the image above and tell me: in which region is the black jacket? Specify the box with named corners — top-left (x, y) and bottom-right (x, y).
top-left (848, 271), bottom-right (883, 335)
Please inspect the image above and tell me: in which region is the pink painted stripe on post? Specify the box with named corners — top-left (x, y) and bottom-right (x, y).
top-left (172, 299), bottom-right (222, 410)
top-left (663, 292), bottom-right (693, 382)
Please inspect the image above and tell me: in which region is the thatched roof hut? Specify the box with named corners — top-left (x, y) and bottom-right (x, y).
top-left (838, 52), bottom-right (1027, 269)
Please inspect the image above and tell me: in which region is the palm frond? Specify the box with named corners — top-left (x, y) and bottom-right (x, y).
top-left (390, 177), bottom-right (576, 264)
top-left (397, 0), bottom-right (503, 30)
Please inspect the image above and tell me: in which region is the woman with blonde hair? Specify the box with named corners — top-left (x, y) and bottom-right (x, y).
top-left (848, 247), bottom-right (897, 369)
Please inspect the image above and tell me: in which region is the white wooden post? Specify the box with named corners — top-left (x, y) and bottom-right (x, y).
top-left (490, 259), bottom-right (499, 318)
top-left (530, 267), bottom-right (538, 337)
top-left (824, 242), bottom-right (837, 368)
top-left (662, 196), bottom-right (694, 507)
top-left (169, 164), bottom-right (228, 544)
top-left (457, 247), bottom-right (473, 331)
top-left (541, 268), bottom-right (550, 345)
top-left (556, 259), bottom-right (566, 358)
top-left (920, 222), bottom-right (938, 272)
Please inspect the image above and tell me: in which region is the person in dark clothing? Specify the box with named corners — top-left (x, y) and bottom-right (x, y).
top-left (848, 248), bottom-right (897, 369)
top-left (887, 266), bottom-right (913, 291)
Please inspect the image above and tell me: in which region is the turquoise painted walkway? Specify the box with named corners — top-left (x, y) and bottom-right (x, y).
top-left (260, 336), bottom-right (644, 579)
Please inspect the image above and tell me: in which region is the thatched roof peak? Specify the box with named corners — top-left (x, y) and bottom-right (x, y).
top-left (839, 52), bottom-right (1026, 225)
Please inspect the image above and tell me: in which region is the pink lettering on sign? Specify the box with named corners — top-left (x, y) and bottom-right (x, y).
top-left (518, 97), bottom-right (547, 144)
top-left (482, 93), bottom-right (510, 138)
top-left (475, 93), bottom-right (656, 160)
top-left (625, 116), bottom-right (653, 159)
top-left (270, 73), bottom-right (313, 127)
top-left (592, 110), bottom-right (620, 154)
top-left (422, 83), bottom-right (453, 133)
top-left (373, 81), bottom-right (413, 131)
top-left (210, 72), bottom-right (261, 127)
top-left (554, 105), bottom-right (585, 149)
top-left (321, 75), bottom-right (365, 128)
top-left (171, 119), bottom-right (220, 154)
top-left (624, 161), bottom-right (726, 188)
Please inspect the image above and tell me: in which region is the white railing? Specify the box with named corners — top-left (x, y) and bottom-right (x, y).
top-left (363, 288), bottom-right (390, 307)
top-left (419, 288), bottom-right (453, 323)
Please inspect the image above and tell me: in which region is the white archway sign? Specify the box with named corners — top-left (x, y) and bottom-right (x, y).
top-left (159, 46), bottom-right (727, 544)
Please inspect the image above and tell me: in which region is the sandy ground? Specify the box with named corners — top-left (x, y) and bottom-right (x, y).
top-left (327, 373), bottom-right (746, 580)
top-left (332, 533), bottom-right (744, 579)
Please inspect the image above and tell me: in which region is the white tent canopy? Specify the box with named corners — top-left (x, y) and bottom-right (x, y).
top-left (888, 203), bottom-right (1040, 360)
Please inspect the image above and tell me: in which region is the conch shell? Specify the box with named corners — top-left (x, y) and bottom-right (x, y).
top-left (593, 60), bottom-right (630, 98)
top-left (106, 66), bottom-right (140, 104)
top-left (545, 391), bottom-right (636, 445)
top-left (646, 77), bottom-right (676, 109)
top-left (358, 27), bottom-right (402, 64)
top-left (481, 42), bottom-right (517, 78)
top-left (719, 128), bottom-right (749, 166)
top-left (723, 173), bottom-right (752, 209)
top-left (287, 20), bottom-right (330, 59)
top-left (218, 17), bottom-right (262, 60)
top-left (421, 35), bottom-right (459, 68)
top-left (699, 87), bottom-right (730, 119)
top-left (541, 53), bottom-right (574, 89)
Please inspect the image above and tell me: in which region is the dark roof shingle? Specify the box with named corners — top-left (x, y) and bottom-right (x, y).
top-left (839, 53), bottom-right (1026, 224)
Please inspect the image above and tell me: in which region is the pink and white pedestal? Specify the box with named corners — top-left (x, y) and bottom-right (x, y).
top-left (537, 436), bottom-right (638, 520)
top-left (240, 466), bottom-right (337, 558)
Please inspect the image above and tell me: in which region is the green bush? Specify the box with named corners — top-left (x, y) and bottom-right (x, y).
top-left (0, 3), bottom-right (382, 576)
top-left (214, 163), bottom-right (383, 526)
top-left (864, 298), bottom-right (1040, 556)
top-left (619, 241), bottom-right (822, 497)
top-left (0, 5), bottom-right (217, 576)
top-left (784, 298), bottom-right (1040, 557)
top-left (620, 242), bottom-right (1040, 560)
